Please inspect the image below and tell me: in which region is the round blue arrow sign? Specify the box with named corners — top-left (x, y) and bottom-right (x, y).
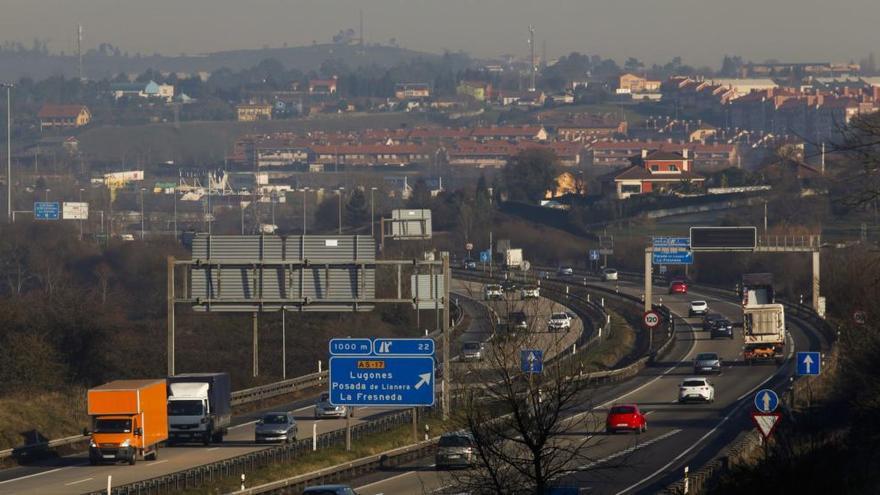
top-left (754, 389), bottom-right (779, 413)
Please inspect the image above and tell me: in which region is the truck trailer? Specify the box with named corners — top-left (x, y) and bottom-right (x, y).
top-left (740, 273), bottom-right (775, 306)
top-left (87, 379), bottom-right (168, 465)
top-left (743, 303), bottom-right (786, 364)
top-left (504, 248), bottom-right (524, 270)
top-left (167, 372), bottom-right (232, 445)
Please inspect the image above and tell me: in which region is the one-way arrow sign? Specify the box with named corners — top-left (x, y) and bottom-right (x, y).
top-left (796, 351), bottom-right (821, 376)
top-left (754, 389), bottom-right (779, 413)
top-left (751, 411), bottom-right (782, 439)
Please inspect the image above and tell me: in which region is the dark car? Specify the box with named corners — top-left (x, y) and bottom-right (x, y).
top-left (710, 318), bottom-right (734, 339)
top-left (501, 280), bottom-right (518, 292)
top-left (510, 311), bottom-right (528, 331)
top-left (435, 432), bottom-right (476, 469)
top-left (702, 313), bottom-right (725, 332)
top-left (302, 485), bottom-right (358, 495)
top-left (463, 259), bottom-right (477, 270)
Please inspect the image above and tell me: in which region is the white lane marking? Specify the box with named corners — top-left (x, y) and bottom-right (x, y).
top-left (150, 460), bottom-right (168, 466)
top-left (580, 429), bottom-right (682, 470)
top-left (229, 420), bottom-right (258, 430)
top-left (0, 467), bottom-right (71, 485)
top-left (206, 447), bottom-right (220, 451)
top-left (355, 464), bottom-right (436, 491)
top-left (616, 330), bottom-right (797, 495)
top-left (64, 477), bottom-right (94, 486)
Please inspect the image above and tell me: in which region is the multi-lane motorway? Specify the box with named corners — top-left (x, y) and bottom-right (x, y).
top-left (0, 278), bottom-right (582, 495)
top-left (349, 274), bottom-right (823, 495)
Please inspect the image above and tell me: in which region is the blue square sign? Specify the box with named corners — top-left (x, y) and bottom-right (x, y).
top-left (329, 356), bottom-right (435, 407)
top-left (521, 349), bottom-right (543, 374)
top-left (796, 351), bottom-right (820, 376)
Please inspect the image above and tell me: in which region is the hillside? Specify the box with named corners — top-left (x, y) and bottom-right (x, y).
top-left (0, 43), bottom-right (441, 81)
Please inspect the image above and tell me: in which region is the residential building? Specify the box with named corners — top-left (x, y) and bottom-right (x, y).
top-left (37, 104), bottom-right (91, 130)
top-left (310, 144), bottom-right (432, 167)
top-left (554, 116), bottom-right (628, 142)
top-left (110, 80), bottom-right (175, 102)
top-left (309, 77), bottom-right (338, 95)
top-left (456, 81), bottom-right (493, 102)
top-left (236, 104), bottom-right (273, 122)
top-left (470, 125), bottom-right (548, 142)
top-left (256, 147), bottom-right (313, 168)
top-left (618, 73), bottom-right (662, 94)
top-left (589, 141), bottom-right (737, 171)
top-left (607, 149), bottom-right (705, 199)
top-left (394, 83), bottom-right (431, 100)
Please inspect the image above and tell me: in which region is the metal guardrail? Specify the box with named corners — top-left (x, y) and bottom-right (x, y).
top-left (231, 439), bottom-right (438, 495)
top-left (84, 409), bottom-right (416, 495)
top-left (1, 298), bottom-right (466, 463)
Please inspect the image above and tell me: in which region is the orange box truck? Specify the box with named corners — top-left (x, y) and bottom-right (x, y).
top-left (87, 379), bottom-right (168, 465)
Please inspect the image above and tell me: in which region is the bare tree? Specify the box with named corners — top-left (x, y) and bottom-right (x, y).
top-left (441, 279), bottom-right (622, 494)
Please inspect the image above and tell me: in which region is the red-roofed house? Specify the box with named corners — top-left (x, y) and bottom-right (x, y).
top-left (607, 149), bottom-right (705, 199)
top-left (309, 76), bottom-right (338, 95)
top-left (470, 125), bottom-right (548, 141)
top-left (37, 104), bottom-right (91, 131)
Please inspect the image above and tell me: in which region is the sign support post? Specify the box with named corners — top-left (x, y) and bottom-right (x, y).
top-left (644, 248), bottom-right (652, 312)
top-left (253, 312), bottom-right (259, 377)
top-left (167, 256), bottom-right (175, 376)
top-left (442, 253), bottom-right (451, 420)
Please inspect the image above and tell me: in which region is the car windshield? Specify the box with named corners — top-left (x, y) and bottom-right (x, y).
top-left (683, 380), bottom-right (707, 387)
top-left (168, 399), bottom-right (204, 416)
top-left (552, 313), bottom-right (567, 320)
top-left (692, 301), bottom-right (706, 306)
top-left (439, 434), bottom-right (474, 447)
top-left (696, 353), bottom-right (718, 361)
top-left (610, 406), bottom-right (635, 414)
top-left (605, 269), bottom-right (617, 273)
top-left (94, 418), bottom-right (132, 433)
top-left (320, 393), bottom-right (330, 402)
top-left (487, 285), bottom-right (501, 290)
top-left (463, 342), bottom-right (480, 351)
top-left (262, 414), bottom-right (289, 425)
top-left (717, 319), bottom-right (731, 326)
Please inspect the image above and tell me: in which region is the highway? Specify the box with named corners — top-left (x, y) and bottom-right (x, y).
top-left (349, 274), bottom-right (822, 495)
top-left (0, 278), bottom-right (582, 495)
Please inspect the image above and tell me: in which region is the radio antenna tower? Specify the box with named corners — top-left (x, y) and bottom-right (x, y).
top-left (77, 24), bottom-right (84, 81)
top-left (528, 25), bottom-right (536, 92)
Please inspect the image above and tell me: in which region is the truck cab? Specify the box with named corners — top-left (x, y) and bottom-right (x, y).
top-left (87, 379), bottom-right (167, 466)
top-left (167, 373), bottom-right (231, 445)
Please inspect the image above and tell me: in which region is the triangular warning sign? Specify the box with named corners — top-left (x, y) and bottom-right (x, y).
top-left (751, 412), bottom-right (782, 439)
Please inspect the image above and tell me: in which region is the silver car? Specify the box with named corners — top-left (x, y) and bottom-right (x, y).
top-left (314, 392), bottom-right (348, 419)
top-left (254, 412), bottom-right (297, 443)
top-left (436, 432), bottom-right (476, 469)
top-left (693, 352), bottom-right (722, 374)
top-left (461, 341), bottom-right (485, 361)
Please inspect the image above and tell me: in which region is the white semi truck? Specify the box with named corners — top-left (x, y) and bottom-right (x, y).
top-left (743, 303), bottom-right (786, 364)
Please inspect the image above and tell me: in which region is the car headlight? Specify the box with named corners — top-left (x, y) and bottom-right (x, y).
top-left (89, 440), bottom-right (97, 448)
top-left (119, 439), bottom-right (131, 447)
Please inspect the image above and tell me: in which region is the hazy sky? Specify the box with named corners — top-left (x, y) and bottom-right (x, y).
top-left (2, 0), bottom-right (879, 67)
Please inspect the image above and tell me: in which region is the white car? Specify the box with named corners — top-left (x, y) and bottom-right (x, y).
top-left (548, 312), bottom-right (572, 331)
top-left (689, 300), bottom-right (709, 317)
top-left (678, 377), bottom-right (715, 403)
top-left (484, 284), bottom-right (503, 300)
top-left (520, 285), bottom-right (540, 299)
top-left (601, 268), bottom-right (619, 281)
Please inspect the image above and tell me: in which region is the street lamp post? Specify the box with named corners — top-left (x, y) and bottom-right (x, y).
top-left (270, 190), bottom-right (277, 231)
top-left (173, 188), bottom-right (178, 239)
top-left (45, 188), bottom-right (50, 202)
top-left (370, 187), bottom-right (377, 238)
top-left (140, 187), bottom-right (146, 240)
top-left (79, 188), bottom-right (85, 239)
top-left (337, 187), bottom-right (345, 235)
top-left (3, 83), bottom-right (12, 223)
top-left (300, 187), bottom-right (309, 235)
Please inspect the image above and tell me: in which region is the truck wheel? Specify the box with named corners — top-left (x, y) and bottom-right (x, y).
top-left (203, 434), bottom-right (210, 446)
top-left (89, 457), bottom-right (98, 466)
top-left (149, 446), bottom-right (159, 461)
top-left (212, 432), bottom-right (224, 443)
top-left (129, 453), bottom-right (136, 466)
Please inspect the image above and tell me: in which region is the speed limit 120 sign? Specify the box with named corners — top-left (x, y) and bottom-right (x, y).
top-left (643, 311), bottom-right (661, 328)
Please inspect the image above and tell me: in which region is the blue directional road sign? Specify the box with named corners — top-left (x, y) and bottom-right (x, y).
top-left (652, 237), bottom-right (690, 248)
top-left (589, 250), bottom-right (600, 261)
top-left (329, 338), bottom-right (373, 356)
top-left (329, 356), bottom-right (435, 407)
top-left (796, 351), bottom-right (821, 376)
top-left (754, 389), bottom-right (779, 413)
top-left (521, 349), bottom-right (543, 374)
top-left (34, 201), bottom-right (60, 220)
top-left (373, 338), bottom-right (435, 356)
top-left (479, 250), bottom-right (490, 263)
top-left (652, 250), bottom-right (694, 265)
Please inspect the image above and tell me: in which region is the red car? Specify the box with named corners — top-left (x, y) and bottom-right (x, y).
top-left (669, 280), bottom-right (689, 294)
top-left (605, 404), bottom-right (647, 434)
